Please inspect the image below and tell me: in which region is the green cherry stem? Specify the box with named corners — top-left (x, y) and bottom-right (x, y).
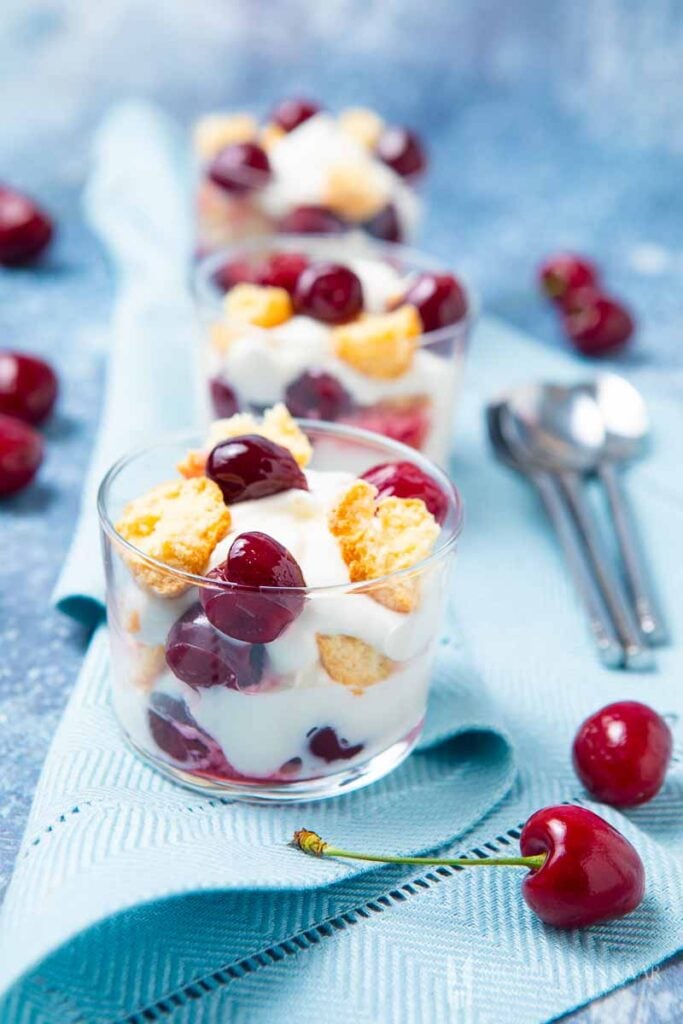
top-left (291, 829), bottom-right (546, 871)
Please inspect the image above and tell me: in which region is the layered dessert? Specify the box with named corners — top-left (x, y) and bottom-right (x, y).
top-left (194, 98), bottom-right (425, 247)
top-left (195, 238), bottom-right (470, 466)
top-left (102, 407), bottom-right (461, 797)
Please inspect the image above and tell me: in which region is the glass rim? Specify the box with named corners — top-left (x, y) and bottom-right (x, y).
top-left (97, 418), bottom-right (464, 598)
top-left (191, 234), bottom-right (478, 347)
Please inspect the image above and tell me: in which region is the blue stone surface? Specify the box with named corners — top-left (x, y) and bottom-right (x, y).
top-left (0, 1), bottom-right (682, 1018)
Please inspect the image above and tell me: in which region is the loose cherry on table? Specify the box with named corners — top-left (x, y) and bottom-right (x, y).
top-left (562, 289), bottom-right (635, 357)
top-left (0, 413), bottom-right (44, 496)
top-left (294, 262), bottom-right (364, 325)
top-left (201, 531), bottom-right (306, 644)
top-left (396, 272), bottom-right (467, 332)
top-left (375, 127), bottom-right (427, 179)
top-left (538, 253), bottom-right (599, 307)
top-left (293, 804), bottom-right (645, 929)
top-left (0, 185), bottom-right (54, 266)
top-left (278, 205), bottom-right (347, 235)
top-left (285, 369), bottom-right (352, 421)
top-left (208, 142), bottom-right (272, 195)
top-left (361, 461), bottom-right (448, 524)
top-left (206, 434), bottom-right (308, 504)
top-left (573, 701), bottom-right (672, 807)
top-left (0, 351), bottom-right (58, 424)
top-left (271, 98), bottom-right (321, 133)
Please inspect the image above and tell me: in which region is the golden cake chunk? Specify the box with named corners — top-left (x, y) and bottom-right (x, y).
top-left (194, 113), bottom-right (258, 161)
top-left (205, 403), bottom-right (312, 467)
top-left (260, 122), bottom-right (287, 151)
top-left (115, 477), bottom-right (231, 597)
top-left (317, 634), bottom-right (395, 691)
top-left (323, 163), bottom-right (386, 222)
top-left (338, 107), bottom-right (385, 150)
top-left (329, 479), bottom-right (439, 612)
top-left (332, 305), bottom-right (422, 379)
top-left (131, 643), bottom-right (167, 691)
top-left (224, 283), bottom-right (293, 328)
top-left (209, 321), bottom-right (240, 355)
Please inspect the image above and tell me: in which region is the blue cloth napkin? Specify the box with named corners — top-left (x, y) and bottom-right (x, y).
top-left (1, 102), bottom-right (682, 1023)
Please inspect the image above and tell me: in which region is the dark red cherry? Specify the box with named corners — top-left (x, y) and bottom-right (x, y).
top-left (0, 185), bottom-right (54, 266)
top-left (212, 257), bottom-right (259, 292)
top-left (206, 434), bottom-right (308, 504)
top-left (278, 205), bottom-right (347, 235)
top-left (201, 531), bottom-right (306, 643)
top-left (271, 98), bottom-right (321, 133)
top-left (397, 272), bottom-right (467, 331)
top-left (148, 694), bottom-right (232, 775)
top-left (285, 370), bottom-right (352, 421)
top-left (208, 143), bottom-right (271, 195)
top-left (308, 726), bottom-right (364, 763)
top-left (563, 291), bottom-right (634, 357)
top-left (257, 251), bottom-right (309, 293)
top-left (572, 701), bottom-right (672, 807)
top-left (361, 460), bottom-right (447, 524)
top-left (0, 351), bottom-right (58, 424)
top-left (294, 262), bottom-right (363, 324)
top-left (538, 254), bottom-right (599, 307)
top-left (350, 403), bottom-right (430, 451)
top-left (364, 203), bottom-right (403, 243)
top-left (209, 377), bottom-right (240, 418)
top-left (165, 604), bottom-right (265, 690)
top-left (376, 127), bottom-right (426, 178)
top-left (0, 414), bottom-right (43, 496)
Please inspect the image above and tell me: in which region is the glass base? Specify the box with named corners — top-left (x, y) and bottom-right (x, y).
top-left (124, 730), bottom-right (419, 803)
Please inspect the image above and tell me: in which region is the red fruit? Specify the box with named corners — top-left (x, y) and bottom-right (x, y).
top-left (0, 414), bottom-right (43, 496)
top-left (201, 531), bottom-right (306, 643)
top-left (149, 695), bottom-right (233, 775)
top-left (279, 205), bottom-right (347, 235)
top-left (350, 402), bottom-right (430, 451)
top-left (573, 701), bottom-right (672, 807)
top-left (165, 604), bottom-right (265, 690)
top-left (397, 272), bottom-right (467, 332)
top-left (376, 127), bottom-right (427, 179)
top-left (0, 351), bottom-right (58, 424)
top-left (308, 726), bottom-right (364, 763)
top-left (271, 98), bottom-right (321, 133)
top-left (257, 251), bottom-right (309, 293)
top-left (563, 291), bottom-right (634, 356)
top-left (361, 460), bottom-right (447, 524)
top-left (364, 203), bottom-right (403, 243)
top-left (520, 805), bottom-right (645, 928)
top-left (206, 434), bottom-right (308, 504)
top-left (209, 377), bottom-right (239, 419)
top-left (212, 257), bottom-right (259, 292)
top-left (539, 254), bottom-right (599, 306)
top-left (285, 370), bottom-right (352, 421)
top-left (294, 262), bottom-right (363, 324)
top-left (0, 185), bottom-right (54, 266)
top-left (208, 143), bottom-right (271, 195)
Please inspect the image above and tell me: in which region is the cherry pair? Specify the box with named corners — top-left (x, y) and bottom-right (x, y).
top-left (538, 253), bottom-right (634, 357)
top-left (0, 350), bottom-right (59, 497)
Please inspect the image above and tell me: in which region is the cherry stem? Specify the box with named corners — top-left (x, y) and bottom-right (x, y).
top-left (292, 830), bottom-right (546, 871)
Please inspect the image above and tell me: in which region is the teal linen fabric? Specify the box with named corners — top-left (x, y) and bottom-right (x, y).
top-left (0, 103), bottom-right (681, 1023)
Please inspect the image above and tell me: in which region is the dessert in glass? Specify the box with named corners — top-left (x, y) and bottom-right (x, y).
top-left (99, 406), bottom-right (462, 800)
top-left (194, 98), bottom-right (426, 248)
top-left (194, 235), bottom-right (472, 467)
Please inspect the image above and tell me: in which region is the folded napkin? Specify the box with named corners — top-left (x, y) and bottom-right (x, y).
top-left (1, 102), bottom-right (682, 1024)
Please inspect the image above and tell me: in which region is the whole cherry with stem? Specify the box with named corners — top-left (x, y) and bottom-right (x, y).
top-left (292, 804), bottom-right (645, 929)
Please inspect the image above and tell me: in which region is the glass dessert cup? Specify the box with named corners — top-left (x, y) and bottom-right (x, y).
top-left (98, 422), bottom-right (463, 802)
top-left (193, 235), bottom-right (474, 467)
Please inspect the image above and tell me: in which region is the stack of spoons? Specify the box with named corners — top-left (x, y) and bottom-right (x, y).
top-left (487, 374), bottom-right (667, 671)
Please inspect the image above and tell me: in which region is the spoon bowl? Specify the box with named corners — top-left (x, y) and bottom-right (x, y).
top-left (580, 374), bottom-right (649, 464)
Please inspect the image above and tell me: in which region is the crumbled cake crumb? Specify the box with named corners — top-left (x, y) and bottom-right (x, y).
top-left (224, 283), bottom-right (293, 328)
top-left (323, 163), bottom-right (386, 222)
top-left (260, 122), bottom-right (286, 151)
top-left (329, 479), bottom-right (439, 612)
top-left (338, 107), bottom-right (385, 150)
top-left (194, 113), bottom-right (258, 161)
top-left (333, 305), bottom-right (422, 379)
top-left (115, 477), bottom-right (231, 597)
top-left (317, 634), bottom-right (395, 691)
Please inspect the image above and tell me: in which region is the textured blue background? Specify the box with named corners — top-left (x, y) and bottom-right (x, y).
top-left (1, 1), bottom-right (682, 1019)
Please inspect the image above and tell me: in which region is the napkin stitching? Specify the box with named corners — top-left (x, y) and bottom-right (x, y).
top-left (113, 821), bottom-right (531, 1024)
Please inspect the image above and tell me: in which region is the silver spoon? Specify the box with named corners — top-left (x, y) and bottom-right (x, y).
top-left (486, 402), bottom-right (623, 668)
top-left (580, 374), bottom-right (667, 645)
top-left (500, 384), bottom-right (652, 671)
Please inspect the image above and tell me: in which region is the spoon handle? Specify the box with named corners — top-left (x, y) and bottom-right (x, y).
top-left (599, 461), bottom-right (668, 645)
top-left (558, 470), bottom-right (653, 671)
top-left (531, 471), bottom-right (623, 669)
